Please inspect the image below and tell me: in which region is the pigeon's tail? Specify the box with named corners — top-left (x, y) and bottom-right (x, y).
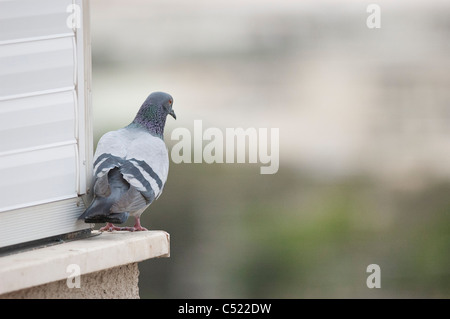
top-left (78, 197), bottom-right (129, 224)
top-left (78, 167), bottom-right (130, 224)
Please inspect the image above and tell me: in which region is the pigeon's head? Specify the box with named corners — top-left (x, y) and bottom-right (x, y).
top-left (132, 91), bottom-right (176, 138)
top-left (146, 91), bottom-right (176, 120)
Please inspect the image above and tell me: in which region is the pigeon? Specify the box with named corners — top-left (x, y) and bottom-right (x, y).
top-left (79, 91), bottom-right (176, 231)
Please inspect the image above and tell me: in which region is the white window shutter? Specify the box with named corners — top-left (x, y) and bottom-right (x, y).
top-left (0, 0), bottom-right (93, 249)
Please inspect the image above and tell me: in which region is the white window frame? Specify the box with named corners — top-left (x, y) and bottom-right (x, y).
top-left (0, 0), bottom-right (93, 250)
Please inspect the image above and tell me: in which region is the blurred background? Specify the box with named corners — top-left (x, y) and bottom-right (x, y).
top-left (90, 0), bottom-right (450, 298)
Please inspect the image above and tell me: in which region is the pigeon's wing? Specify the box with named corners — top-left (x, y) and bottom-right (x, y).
top-left (92, 129), bottom-right (130, 179)
top-left (82, 127), bottom-right (169, 221)
top-left (90, 130), bottom-right (128, 198)
top-left (119, 129), bottom-right (169, 206)
top-left (90, 127), bottom-right (169, 214)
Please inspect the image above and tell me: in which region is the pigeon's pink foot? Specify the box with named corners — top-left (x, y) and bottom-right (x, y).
top-left (99, 218), bottom-right (148, 232)
top-left (133, 217), bottom-right (148, 231)
top-left (99, 223), bottom-right (122, 232)
top-left (133, 225), bottom-right (148, 231)
top-left (117, 217), bottom-right (148, 232)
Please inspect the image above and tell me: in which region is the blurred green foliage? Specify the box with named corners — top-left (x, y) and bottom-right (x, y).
top-left (130, 162), bottom-right (450, 298)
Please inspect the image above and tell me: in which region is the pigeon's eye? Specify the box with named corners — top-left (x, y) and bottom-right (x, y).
top-left (168, 99), bottom-right (172, 105)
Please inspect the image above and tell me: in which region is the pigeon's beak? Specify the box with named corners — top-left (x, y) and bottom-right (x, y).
top-left (169, 109), bottom-right (176, 120)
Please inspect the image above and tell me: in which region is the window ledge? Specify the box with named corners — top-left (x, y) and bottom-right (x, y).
top-left (0, 230), bottom-right (170, 295)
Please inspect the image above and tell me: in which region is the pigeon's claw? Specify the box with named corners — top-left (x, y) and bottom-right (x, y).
top-left (133, 225), bottom-right (148, 231)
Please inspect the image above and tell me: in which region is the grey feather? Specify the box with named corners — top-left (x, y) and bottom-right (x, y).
top-left (93, 172), bottom-right (111, 197)
top-left (111, 186), bottom-right (148, 214)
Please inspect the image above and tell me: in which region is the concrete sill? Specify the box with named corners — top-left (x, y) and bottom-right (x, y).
top-left (0, 231), bottom-right (170, 295)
